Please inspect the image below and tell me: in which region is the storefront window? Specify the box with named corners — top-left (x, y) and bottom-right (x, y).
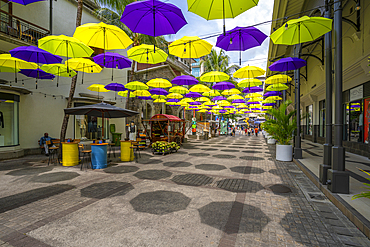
top-left (349, 100), bottom-right (363, 142)
top-left (319, 100), bottom-right (325, 137)
top-left (74, 103), bottom-right (109, 140)
top-left (0, 93), bottom-right (19, 146)
top-left (364, 98), bottom-right (370, 144)
top-left (344, 103), bottom-right (349, 141)
top-left (306, 105), bottom-right (313, 135)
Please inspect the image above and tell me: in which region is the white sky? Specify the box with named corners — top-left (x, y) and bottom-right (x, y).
top-left (165, 0), bottom-right (275, 70)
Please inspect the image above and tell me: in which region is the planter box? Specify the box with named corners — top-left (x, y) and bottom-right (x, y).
top-left (267, 136), bottom-right (276, 144)
top-left (276, 144), bottom-right (293, 162)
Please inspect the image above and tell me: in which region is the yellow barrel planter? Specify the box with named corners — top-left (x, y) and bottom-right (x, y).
top-left (120, 141), bottom-right (134, 162)
top-left (61, 142), bottom-right (79, 166)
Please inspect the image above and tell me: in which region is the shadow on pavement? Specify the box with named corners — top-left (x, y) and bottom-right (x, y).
top-left (130, 190), bottom-right (191, 215)
top-left (213, 154), bottom-right (237, 159)
top-left (230, 166), bottom-right (265, 175)
top-left (30, 172), bottom-right (80, 183)
top-left (81, 181), bottom-right (134, 199)
top-left (171, 174), bottom-right (213, 186)
top-left (195, 164), bottom-right (227, 171)
top-left (163, 162), bottom-right (192, 167)
top-left (134, 170), bottom-right (172, 180)
top-left (104, 165), bottom-right (139, 174)
top-left (6, 166), bottom-right (54, 176)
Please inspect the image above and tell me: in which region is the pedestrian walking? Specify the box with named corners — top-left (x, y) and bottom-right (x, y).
top-left (244, 128), bottom-right (248, 136)
top-left (255, 127), bottom-right (258, 136)
top-left (233, 127), bottom-right (236, 137)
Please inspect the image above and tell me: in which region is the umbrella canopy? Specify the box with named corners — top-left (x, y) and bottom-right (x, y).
top-left (147, 78), bottom-right (172, 88)
top-left (247, 97), bottom-right (263, 102)
top-left (9, 0), bottom-right (45, 5)
top-left (269, 57), bottom-right (306, 72)
top-left (0, 54), bottom-right (38, 70)
top-left (154, 99), bottom-right (167, 103)
top-left (65, 58), bottom-right (102, 73)
top-left (212, 81), bottom-right (235, 90)
top-left (195, 97), bottom-right (211, 102)
top-left (270, 16), bottom-right (333, 45)
top-left (245, 93), bottom-right (262, 98)
top-left (202, 89), bottom-right (221, 97)
top-left (265, 74), bottom-right (292, 84)
top-left (151, 95), bottom-right (167, 100)
top-left (121, 0), bottom-right (187, 37)
top-left (266, 83), bottom-right (289, 91)
top-left (212, 105), bottom-right (223, 110)
top-left (213, 96), bottom-right (226, 101)
top-left (38, 35), bottom-right (94, 58)
top-left (40, 64), bottom-right (77, 77)
top-left (169, 36), bottom-right (212, 58)
top-left (263, 103), bottom-right (276, 106)
top-left (93, 52), bottom-right (131, 69)
top-left (242, 86), bottom-right (263, 93)
top-left (221, 88), bottom-right (241, 95)
top-left (264, 91), bottom-right (282, 97)
top-left (172, 75), bottom-right (198, 86)
top-left (237, 78), bottom-right (262, 87)
top-left (167, 99), bottom-right (180, 103)
top-left (189, 101), bottom-right (202, 106)
top-left (0, 66), bottom-right (20, 73)
top-left (246, 101), bottom-right (259, 105)
top-left (149, 88), bottom-right (168, 95)
top-left (87, 84), bottom-right (110, 93)
top-left (74, 22), bottom-right (133, 50)
top-left (133, 90), bottom-right (151, 97)
top-left (125, 81), bottom-right (149, 91)
top-left (265, 96), bottom-right (282, 101)
top-left (104, 83), bottom-right (126, 91)
top-left (189, 84), bottom-right (211, 93)
top-left (200, 71), bottom-right (229, 83)
top-left (64, 102), bottom-right (139, 118)
top-left (9, 46), bottom-right (62, 64)
top-left (217, 100), bottom-right (231, 106)
top-left (167, 93), bottom-right (183, 99)
top-left (19, 68), bottom-right (55, 80)
top-left (204, 101), bottom-right (216, 106)
top-left (232, 99), bottom-right (245, 104)
top-left (118, 91), bottom-right (135, 97)
top-left (138, 96), bottom-right (152, 100)
top-left (227, 95), bottom-right (244, 100)
top-left (233, 65), bottom-right (265, 79)
top-left (185, 92), bottom-right (202, 98)
top-left (127, 44), bottom-right (168, 64)
top-left (169, 86), bottom-right (189, 94)
top-left (180, 98), bottom-right (194, 104)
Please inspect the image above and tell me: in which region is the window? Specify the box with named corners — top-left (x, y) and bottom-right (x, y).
top-left (319, 100), bottom-right (325, 137)
top-left (192, 67), bottom-right (200, 77)
top-left (74, 103), bottom-right (109, 140)
top-left (349, 100), bottom-right (363, 142)
top-left (306, 105), bottom-right (313, 135)
top-left (0, 92), bottom-right (19, 146)
top-left (192, 58), bottom-right (200, 66)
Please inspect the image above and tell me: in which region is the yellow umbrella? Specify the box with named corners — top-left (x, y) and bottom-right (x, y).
top-left (203, 90), bottom-right (221, 97)
top-left (154, 99), bottom-right (167, 103)
top-left (169, 36), bottom-right (212, 58)
top-left (237, 78), bottom-right (263, 87)
top-left (189, 84), bottom-right (211, 93)
top-left (227, 95), bottom-right (244, 100)
top-left (125, 81), bottom-right (149, 90)
top-left (66, 58), bottom-right (102, 73)
top-left (127, 44), bottom-right (168, 64)
top-left (233, 66), bottom-right (265, 79)
top-left (118, 91), bottom-right (135, 98)
top-left (236, 104), bottom-right (248, 109)
top-left (213, 105), bottom-right (223, 110)
top-left (200, 71), bottom-right (230, 83)
top-left (167, 93), bottom-right (183, 99)
top-left (73, 22), bottom-right (133, 50)
top-left (210, 109), bottom-right (219, 114)
top-left (248, 97), bottom-right (263, 102)
top-left (169, 86), bottom-right (189, 94)
top-left (262, 106), bottom-right (273, 109)
top-left (266, 83), bottom-right (289, 91)
top-left (204, 101), bottom-right (216, 106)
top-left (180, 98), bottom-right (194, 103)
top-left (147, 78), bottom-right (172, 88)
top-left (222, 88), bottom-right (241, 95)
top-left (0, 54), bottom-right (38, 85)
top-left (195, 97), bottom-right (211, 102)
top-left (87, 84), bottom-right (110, 92)
top-left (245, 93), bottom-right (262, 98)
top-left (262, 100), bottom-right (276, 104)
top-left (217, 100), bottom-right (231, 106)
top-left (198, 109), bottom-right (207, 113)
top-left (178, 102), bottom-right (189, 107)
top-left (133, 90), bottom-right (151, 97)
top-left (41, 64), bottom-right (77, 87)
top-left (265, 96), bottom-right (282, 101)
top-left (152, 95), bottom-right (167, 100)
top-left (265, 75), bottom-right (292, 84)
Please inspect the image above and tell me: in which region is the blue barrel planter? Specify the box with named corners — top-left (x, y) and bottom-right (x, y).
top-left (91, 143), bottom-right (108, 169)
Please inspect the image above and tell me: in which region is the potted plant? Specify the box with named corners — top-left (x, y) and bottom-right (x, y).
top-left (264, 100), bottom-right (296, 162)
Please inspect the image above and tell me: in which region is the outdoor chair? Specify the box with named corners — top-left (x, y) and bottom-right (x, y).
top-left (79, 144), bottom-right (92, 171)
top-left (46, 141), bottom-right (59, 166)
top-left (130, 141), bottom-right (141, 163)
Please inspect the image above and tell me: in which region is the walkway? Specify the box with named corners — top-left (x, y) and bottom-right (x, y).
top-left (0, 135), bottom-right (369, 247)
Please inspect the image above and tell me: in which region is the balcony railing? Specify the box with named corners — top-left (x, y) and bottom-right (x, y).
top-left (0, 10), bottom-right (50, 45)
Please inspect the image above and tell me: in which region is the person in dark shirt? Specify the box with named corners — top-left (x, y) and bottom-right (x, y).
top-left (39, 133), bottom-right (55, 156)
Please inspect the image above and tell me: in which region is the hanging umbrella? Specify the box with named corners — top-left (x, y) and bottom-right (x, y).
top-left (189, 101), bottom-right (202, 106)
top-left (40, 64), bottom-right (77, 87)
top-left (264, 91), bottom-right (282, 97)
top-left (121, 0), bottom-right (187, 38)
top-left (180, 98), bottom-right (194, 104)
top-left (265, 96), bottom-right (282, 101)
top-left (133, 90), bottom-right (151, 97)
top-left (9, 46), bottom-right (62, 64)
top-left (232, 99), bottom-right (245, 104)
top-left (167, 93), bottom-right (183, 99)
top-left (266, 83), bottom-right (289, 91)
top-left (187, 0), bottom-right (259, 34)
top-left (212, 81), bottom-right (235, 90)
top-left (247, 97), bottom-right (263, 102)
top-left (203, 90), bottom-right (221, 97)
top-left (233, 66), bottom-right (265, 79)
top-left (88, 84), bottom-right (110, 99)
top-left (189, 84), bottom-right (211, 93)
top-left (269, 57), bottom-right (306, 72)
top-left (74, 22), bottom-right (133, 50)
top-left (246, 101), bottom-right (259, 105)
top-left (217, 100), bottom-right (231, 106)
top-left (222, 88), bottom-right (241, 95)
top-left (245, 93), bottom-right (262, 98)
top-left (9, 0), bottom-right (45, 5)
top-left (127, 44), bottom-right (168, 64)
top-left (263, 103), bottom-right (276, 106)
top-left (185, 92), bottom-right (202, 98)
top-left (242, 86), bottom-right (263, 93)
top-left (169, 36), bottom-right (212, 59)
top-left (172, 75), bottom-right (198, 86)
top-left (195, 97), bottom-right (211, 102)
top-left (154, 99), bottom-right (167, 103)
top-left (200, 71), bottom-right (230, 83)
top-left (212, 96), bottom-right (226, 101)
top-left (0, 54), bottom-right (38, 85)
top-left (270, 16), bottom-right (333, 45)
top-left (216, 26), bottom-right (267, 65)
top-left (237, 78), bottom-right (262, 87)
top-left (105, 83), bottom-right (126, 100)
top-left (0, 66), bottom-right (19, 73)
top-left (149, 88), bottom-right (168, 95)
top-left (93, 52), bottom-right (132, 82)
top-left (118, 91), bottom-right (135, 98)
top-left (169, 86), bottom-right (189, 94)
top-left (19, 68), bottom-right (55, 80)
top-left (227, 95), bottom-right (244, 100)
top-left (66, 58), bottom-right (102, 84)
top-left (167, 99), bottom-right (180, 103)
top-left (147, 78), bottom-right (172, 88)
top-left (152, 95), bottom-right (167, 100)
top-left (265, 74), bottom-right (292, 84)
top-left (125, 81), bottom-right (149, 91)
top-left (138, 96), bottom-right (152, 100)
top-left (212, 105), bottom-right (223, 110)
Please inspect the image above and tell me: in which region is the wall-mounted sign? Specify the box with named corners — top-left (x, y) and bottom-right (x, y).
top-left (350, 85), bottom-right (363, 102)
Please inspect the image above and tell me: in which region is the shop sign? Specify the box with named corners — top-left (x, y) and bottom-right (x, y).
top-left (365, 98), bottom-right (370, 144)
top-left (350, 85), bottom-right (363, 101)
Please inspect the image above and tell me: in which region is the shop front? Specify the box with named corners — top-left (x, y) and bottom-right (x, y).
top-left (0, 92), bottom-right (19, 147)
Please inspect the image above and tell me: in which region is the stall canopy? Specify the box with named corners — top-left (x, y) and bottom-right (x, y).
top-left (149, 114), bottom-right (184, 122)
top-left (64, 102), bottom-right (138, 118)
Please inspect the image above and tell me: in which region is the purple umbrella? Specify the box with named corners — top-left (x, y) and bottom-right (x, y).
top-left (263, 103), bottom-right (276, 106)
top-left (138, 96), bottom-right (152, 100)
top-left (246, 101), bottom-right (259, 105)
top-left (212, 81), bottom-right (235, 90)
top-left (251, 108), bottom-right (260, 110)
top-left (219, 110), bottom-right (227, 113)
top-left (19, 69), bottom-right (55, 80)
top-left (10, 46), bottom-right (62, 64)
top-left (9, 0), bottom-right (44, 4)
top-left (216, 27), bottom-right (267, 65)
top-left (232, 99), bottom-right (245, 104)
top-left (94, 52), bottom-right (132, 81)
top-left (224, 106), bottom-right (235, 108)
top-left (269, 57), bottom-right (306, 72)
top-left (150, 88), bottom-right (168, 95)
top-left (189, 105), bottom-right (198, 109)
top-left (121, 0), bottom-right (187, 37)
top-left (167, 99), bottom-right (180, 103)
top-left (263, 91), bottom-right (282, 97)
top-left (172, 75), bottom-right (198, 86)
top-left (105, 83), bottom-right (126, 100)
top-left (212, 96), bottom-right (227, 101)
top-left (189, 101), bottom-right (202, 106)
top-left (185, 92), bottom-right (202, 98)
top-left (242, 86), bottom-right (263, 93)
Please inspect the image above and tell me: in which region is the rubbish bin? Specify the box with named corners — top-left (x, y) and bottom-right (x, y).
top-left (120, 140), bottom-right (134, 162)
top-left (204, 131), bottom-right (209, 140)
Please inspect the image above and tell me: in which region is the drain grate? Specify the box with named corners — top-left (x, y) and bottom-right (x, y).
top-left (172, 174), bottom-right (213, 186)
top-left (308, 193), bottom-right (326, 201)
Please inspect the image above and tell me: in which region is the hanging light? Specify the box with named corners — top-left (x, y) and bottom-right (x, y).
top-left (355, 1), bottom-right (361, 11)
top-left (285, 23), bottom-right (288, 30)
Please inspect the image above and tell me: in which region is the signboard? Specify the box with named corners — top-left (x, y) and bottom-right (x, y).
top-left (365, 98), bottom-right (370, 143)
top-left (350, 85), bottom-right (363, 102)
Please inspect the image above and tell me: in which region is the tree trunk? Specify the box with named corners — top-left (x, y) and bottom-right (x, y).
top-left (59, 0), bottom-right (83, 143)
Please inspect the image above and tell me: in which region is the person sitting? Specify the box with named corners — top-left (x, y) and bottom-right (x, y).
top-left (39, 133), bottom-right (56, 156)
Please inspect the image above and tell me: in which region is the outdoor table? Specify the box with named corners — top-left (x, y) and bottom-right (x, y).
top-left (61, 142), bottom-right (79, 166)
top-left (91, 143), bottom-right (108, 169)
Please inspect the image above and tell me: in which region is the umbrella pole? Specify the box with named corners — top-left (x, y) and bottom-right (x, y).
top-left (222, 0), bottom-right (226, 35)
top-left (82, 64), bottom-right (84, 84)
top-left (239, 30), bottom-right (242, 66)
top-left (102, 112), bottom-right (104, 139)
top-left (153, 7), bottom-right (155, 53)
top-left (57, 67), bottom-right (59, 87)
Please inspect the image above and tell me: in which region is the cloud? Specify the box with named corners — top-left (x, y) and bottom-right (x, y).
top-left (167, 0), bottom-right (275, 70)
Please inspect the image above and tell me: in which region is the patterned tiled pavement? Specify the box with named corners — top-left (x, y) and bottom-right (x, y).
top-left (0, 135), bottom-right (370, 246)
